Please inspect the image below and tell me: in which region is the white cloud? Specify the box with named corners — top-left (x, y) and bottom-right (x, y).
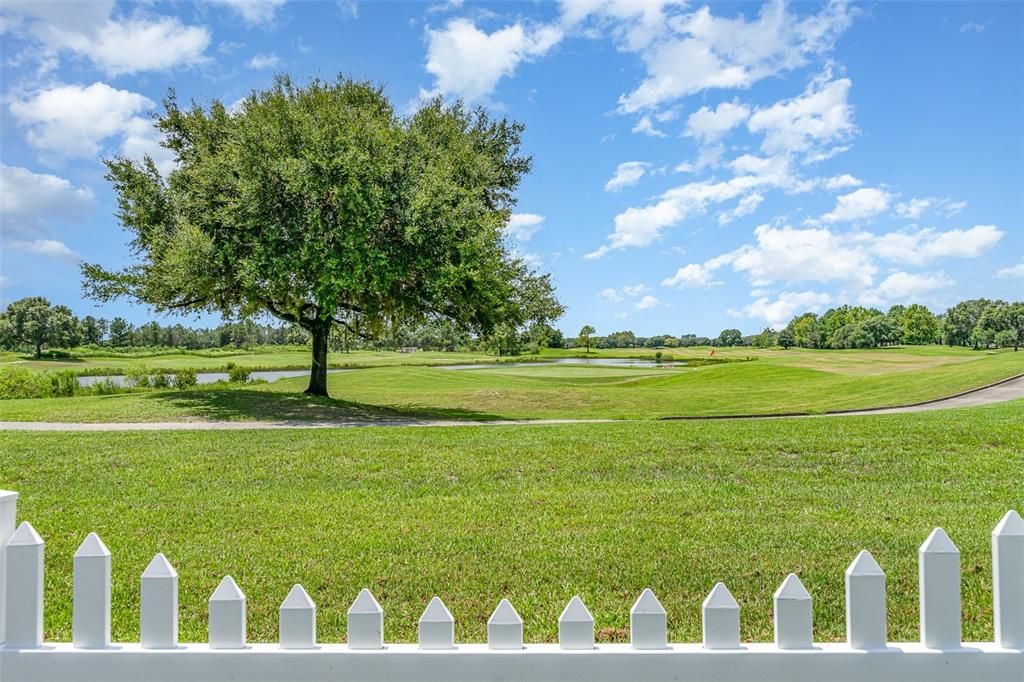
top-left (662, 262), bottom-right (721, 288)
top-left (8, 239), bottom-right (80, 261)
top-left (604, 161), bottom-right (649, 192)
top-left (603, 0), bottom-right (855, 112)
top-left (9, 82), bottom-right (153, 157)
top-left (717, 192), bottom-right (764, 225)
top-left (818, 187), bottom-right (892, 223)
top-left (871, 225), bottom-right (1004, 265)
top-left (730, 223), bottom-right (875, 287)
top-left (3, 1), bottom-right (210, 76)
top-left (587, 153), bottom-right (801, 257)
top-left (598, 283), bottom-right (651, 303)
top-left (747, 77), bottom-right (855, 158)
top-left (622, 283), bottom-right (649, 297)
top-left (860, 271), bottom-right (951, 305)
top-left (0, 164), bottom-right (93, 239)
top-left (894, 196), bottom-right (967, 220)
top-left (632, 115), bottom-right (667, 137)
top-left (996, 263), bottom-right (1024, 279)
top-left (663, 222), bottom-right (1005, 303)
top-left (8, 82), bottom-right (176, 174)
top-left (685, 100), bottom-right (750, 144)
top-left (210, 0), bottom-right (287, 26)
top-left (732, 290), bottom-right (832, 329)
top-left (506, 213), bottom-right (545, 241)
top-left (823, 173), bottom-right (862, 190)
top-left (423, 18), bottom-right (563, 101)
top-left (960, 21), bottom-right (985, 33)
top-left (248, 53), bottom-right (281, 69)
top-left (635, 295), bottom-right (660, 310)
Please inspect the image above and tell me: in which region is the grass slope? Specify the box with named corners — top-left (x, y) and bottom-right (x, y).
top-left (1, 347), bottom-right (1020, 422)
top-left (1, 401), bottom-right (1021, 644)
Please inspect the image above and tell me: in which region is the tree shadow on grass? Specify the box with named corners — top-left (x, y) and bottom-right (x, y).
top-left (140, 388), bottom-right (502, 424)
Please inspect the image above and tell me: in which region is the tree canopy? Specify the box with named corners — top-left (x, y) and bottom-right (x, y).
top-left (83, 76), bottom-right (563, 395)
top-left (0, 297), bottom-right (79, 358)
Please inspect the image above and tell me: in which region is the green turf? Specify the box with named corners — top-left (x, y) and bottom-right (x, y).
top-left (1, 347), bottom-right (1020, 422)
top-left (1, 401), bottom-right (1021, 645)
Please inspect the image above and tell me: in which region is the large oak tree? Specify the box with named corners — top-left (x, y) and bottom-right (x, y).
top-left (83, 76), bottom-right (563, 396)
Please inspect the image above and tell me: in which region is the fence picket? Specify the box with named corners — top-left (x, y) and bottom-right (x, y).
top-left (279, 584), bottom-right (316, 649)
top-left (919, 527), bottom-right (961, 650)
top-left (993, 509), bottom-right (1024, 649)
top-left (845, 550), bottom-right (886, 650)
top-left (558, 596), bottom-right (594, 650)
top-left (141, 553), bottom-right (178, 649)
top-left (0, 489), bottom-right (19, 645)
top-left (418, 596), bottom-right (455, 650)
top-left (774, 573), bottom-right (813, 650)
top-left (630, 588), bottom-right (667, 650)
top-left (209, 575), bottom-right (246, 649)
top-left (702, 582), bottom-right (740, 650)
top-left (347, 588), bottom-right (384, 650)
top-left (73, 532), bottom-right (111, 649)
top-left (487, 599), bottom-right (523, 650)
top-left (4, 521), bottom-right (43, 649)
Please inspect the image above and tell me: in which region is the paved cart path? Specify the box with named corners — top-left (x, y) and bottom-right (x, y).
top-left (1, 374), bottom-right (1021, 431)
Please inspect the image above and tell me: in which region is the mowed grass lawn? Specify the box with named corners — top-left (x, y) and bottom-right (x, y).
top-left (1, 346), bottom-right (1020, 422)
top-left (1, 401), bottom-right (1021, 645)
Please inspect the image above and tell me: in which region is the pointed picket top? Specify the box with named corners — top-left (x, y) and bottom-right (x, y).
top-left (142, 553), bottom-right (177, 579)
top-left (348, 588), bottom-right (382, 615)
top-left (631, 588), bottom-right (666, 615)
top-left (994, 510), bottom-right (1024, 536)
top-left (0, 489), bottom-right (19, 502)
top-left (775, 573), bottom-right (811, 600)
top-left (920, 527), bottom-right (958, 554)
top-left (8, 520), bottom-right (43, 546)
top-left (281, 584), bottom-right (315, 610)
top-left (559, 596), bottom-right (593, 624)
top-left (210, 575), bottom-right (245, 601)
top-left (74, 532), bottom-right (110, 558)
top-left (420, 596), bottom-right (454, 624)
top-left (846, 550), bottom-right (884, 577)
top-left (703, 582), bottom-right (738, 609)
top-left (488, 598), bottom-right (522, 625)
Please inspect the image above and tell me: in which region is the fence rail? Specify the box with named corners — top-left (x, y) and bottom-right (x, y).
top-left (0, 489), bottom-right (1021, 681)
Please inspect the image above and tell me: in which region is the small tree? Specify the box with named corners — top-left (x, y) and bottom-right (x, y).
top-left (901, 304), bottom-right (939, 345)
top-left (0, 297), bottom-right (79, 358)
top-left (716, 328), bottom-right (743, 347)
top-left (578, 325), bottom-right (596, 353)
top-left (83, 76), bottom-right (562, 396)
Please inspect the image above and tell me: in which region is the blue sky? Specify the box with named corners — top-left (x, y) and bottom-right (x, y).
top-left (1, 0), bottom-right (1021, 337)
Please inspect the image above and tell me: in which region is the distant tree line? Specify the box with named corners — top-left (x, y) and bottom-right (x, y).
top-left (772, 299), bottom-right (1023, 350)
top-left (3, 296), bottom-right (1021, 359)
top-left (0, 297), bottom-right (564, 358)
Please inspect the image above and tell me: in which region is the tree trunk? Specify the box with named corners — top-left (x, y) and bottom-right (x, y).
top-left (305, 323), bottom-right (330, 397)
top-left (35, 342), bottom-right (42, 359)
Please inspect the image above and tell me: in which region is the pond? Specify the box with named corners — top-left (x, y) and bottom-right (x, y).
top-left (76, 369), bottom-right (346, 387)
top-left (437, 358), bottom-right (689, 370)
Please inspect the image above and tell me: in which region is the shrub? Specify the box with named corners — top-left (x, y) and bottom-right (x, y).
top-left (174, 367), bottom-right (198, 389)
top-left (0, 367), bottom-right (51, 399)
top-left (151, 370), bottom-right (170, 389)
top-left (228, 366), bottom-right (251, 383)
top-left (225, 361), bottom-right (236, 370)
top-left (49, 370), bottom-right (78, 397)
top-left (125, 365), bottom-right (151, 388)
top-left (655, 351), bottom-right (663, 361)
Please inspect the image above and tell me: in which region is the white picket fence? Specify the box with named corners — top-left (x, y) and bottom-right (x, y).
top-left (0, 489), bottom-right (1021, 682)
